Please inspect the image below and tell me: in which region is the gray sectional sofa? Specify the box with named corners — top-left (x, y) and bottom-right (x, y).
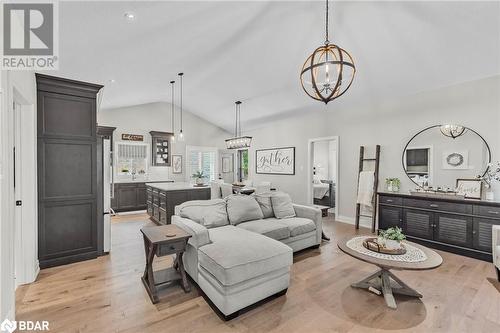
top-left (172, 192), bottom-right (322, 320)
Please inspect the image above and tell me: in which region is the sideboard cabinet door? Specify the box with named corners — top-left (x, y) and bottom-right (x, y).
top-left (378, 206), bottom-right (402, 230)
top-left (473, 218), bottom-right (500, 252)
top-left (434, 213), bottom-right (472, 248)
top-left (403, 209), bottom-right (434, 240)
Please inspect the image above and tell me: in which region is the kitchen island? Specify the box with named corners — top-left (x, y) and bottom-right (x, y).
top-left (146, 182), bottom-right (210, 225)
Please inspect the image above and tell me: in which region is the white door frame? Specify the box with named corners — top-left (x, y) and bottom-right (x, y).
top-left (12, 87), bottom-right (38, 286)
top-left (307, 136), bottom-right (339, 217)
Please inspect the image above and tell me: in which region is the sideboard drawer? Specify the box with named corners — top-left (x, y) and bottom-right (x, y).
top-left (156, 240), bottom-right (186, 256)
top-left (473, 205), bottom-right (500, 219)
top-left (403, 198), bottom-right (472, 214)
top-left (379, 195), bottom-right (402, 206)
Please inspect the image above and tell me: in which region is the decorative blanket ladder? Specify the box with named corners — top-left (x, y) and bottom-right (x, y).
top-left (355, 145), bottom-right (381, 233)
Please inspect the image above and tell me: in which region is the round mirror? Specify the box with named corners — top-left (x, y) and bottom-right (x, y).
top-left (402, 125), bottom-right (491, 189)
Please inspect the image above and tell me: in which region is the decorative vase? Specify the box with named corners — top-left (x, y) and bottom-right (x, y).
top-left (385, 239), bottom-right (401, 250)
top-left (196, 178), bottom-right (204, 185)
top-left (486, 189), bottom-right (494, 201)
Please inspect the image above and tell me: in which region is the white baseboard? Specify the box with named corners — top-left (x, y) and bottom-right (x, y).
top-left (336, 214), bottom-right (373, 230)
top-left (6, 306), bottom-right (15, 321)
top-left (31, 259), bottom-right (40, 282)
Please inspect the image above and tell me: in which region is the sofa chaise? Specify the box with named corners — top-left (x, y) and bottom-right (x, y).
top-left (172, 192), bottom-right (322, 320)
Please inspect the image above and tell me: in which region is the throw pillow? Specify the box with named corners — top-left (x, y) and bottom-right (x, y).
top-left (178, 199), bottom-right (229, 228)
top-left (252, 192), bottom-right (274, 218)
top-left (271, 192), bottom-right (296, 219)
top-left (226, 194), bottom-right (264, 225)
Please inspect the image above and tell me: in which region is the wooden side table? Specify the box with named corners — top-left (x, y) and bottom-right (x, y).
top-left (140, 224), bottom-right (191, 304)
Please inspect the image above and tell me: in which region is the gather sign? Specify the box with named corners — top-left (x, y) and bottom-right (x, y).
top-left (256, 147), bottom-right (295, 175)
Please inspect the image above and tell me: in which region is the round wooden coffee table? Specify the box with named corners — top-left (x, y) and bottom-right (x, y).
top-left (338, 236), bottom-right (442, 309)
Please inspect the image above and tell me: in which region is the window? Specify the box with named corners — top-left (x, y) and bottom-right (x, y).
top-left (187, 146), bottom-right (217, 182)
top-left (116, 142), bottom-right (148, 176)
top-left (238, 149), bottom-right (249, 182)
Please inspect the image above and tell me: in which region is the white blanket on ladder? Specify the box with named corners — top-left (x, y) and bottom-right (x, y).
top-left (357, 171), bottom-right (375, 207)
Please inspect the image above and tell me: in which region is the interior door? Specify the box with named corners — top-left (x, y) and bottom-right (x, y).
top-left (13, 102), bottom-right (22, 286)
top-left (219, 149), bottom-right (235, 183)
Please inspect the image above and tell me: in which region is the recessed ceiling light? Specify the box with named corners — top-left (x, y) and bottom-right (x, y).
top-left (108, 79), bottom-right (116, 83)
top-left (124, 12), bottom-right (136, 21)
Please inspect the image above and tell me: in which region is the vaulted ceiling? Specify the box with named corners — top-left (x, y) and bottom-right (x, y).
top-left (47, 1), bottom-right (500, 131)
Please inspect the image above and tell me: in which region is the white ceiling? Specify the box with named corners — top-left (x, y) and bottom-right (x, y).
top-left (48, 1), bottom-right (500, 131)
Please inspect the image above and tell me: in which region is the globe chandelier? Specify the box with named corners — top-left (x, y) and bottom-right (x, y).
top-left (300, 0), bottom-right (356, 104)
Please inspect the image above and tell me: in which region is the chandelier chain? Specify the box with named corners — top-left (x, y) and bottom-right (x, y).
top-left (325, 0), bottom-right (329, 45)
top-left (170, 81), bottom-right (175, 133)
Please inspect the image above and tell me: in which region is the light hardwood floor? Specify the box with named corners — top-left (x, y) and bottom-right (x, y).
top-left (16, 214), bottom-right (500, 332)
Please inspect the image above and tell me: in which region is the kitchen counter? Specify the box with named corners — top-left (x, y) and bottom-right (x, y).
top-left (115, 179), bottom-right (174, 184)
top-left (146, 183), bottom-right (211, 224)
top-left (146, 182), bottom-right (209, 192)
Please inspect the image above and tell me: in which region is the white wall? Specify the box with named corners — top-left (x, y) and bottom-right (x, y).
top-left (236, 76), bottom-right (500, 227)
top-left (313, 140), bottom-right (336, 181)
top-left (245, 111), bottom-right (330, 204)
top-left (98, 102), bottom-right (231, 183)
top-left (313, 141), bottom-right (329, 180)
top-left (328, 76), bottom-right (500, 224)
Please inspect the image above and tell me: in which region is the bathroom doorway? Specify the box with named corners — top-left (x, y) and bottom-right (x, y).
top-left (307, 136), bottom-right (339, 217)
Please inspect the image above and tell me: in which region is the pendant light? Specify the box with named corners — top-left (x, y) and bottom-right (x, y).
top-left (170, 80), bottom-right (176, 142)
top-left (440, 124), bottom-right (466, 139)
top-left (177, 72), bottom-right (185, 141)
top-left (300, 0), bottom-right (355, 104)
top-left (225, 101), bottom-right (252, 149)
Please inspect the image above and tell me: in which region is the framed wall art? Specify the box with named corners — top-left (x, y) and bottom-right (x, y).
top-left (456, 178), bottom-right (482, 199)
top-left (255, 147), bottom-right (295, 175)
top-left (172, 155), bottom-right (182, 174)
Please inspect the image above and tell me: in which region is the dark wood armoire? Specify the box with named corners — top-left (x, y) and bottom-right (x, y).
top-left (36, 74), bottom-right (103, 268)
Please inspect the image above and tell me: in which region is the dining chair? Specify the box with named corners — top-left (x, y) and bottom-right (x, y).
top-left (255, 181), bottom-right (271, 194)
top-left (210, 181), bottom-right (223, 199)
top-left (220, 183), bottom-right (234, 198)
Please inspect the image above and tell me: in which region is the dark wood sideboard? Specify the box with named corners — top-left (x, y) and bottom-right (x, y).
top-left (378, 192), bottom-right (500, 261)
top-left (146, 185), bottom-right (210, 225)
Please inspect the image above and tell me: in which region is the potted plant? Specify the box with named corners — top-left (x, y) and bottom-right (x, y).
top-left (385, 178), bottom-right (401, 192)
top-left (478, 161), bottom-right (500, 201)
top-left (382, 227), bottom-right (406, 250)
top-left (192, 170), bottom-right (205, 185)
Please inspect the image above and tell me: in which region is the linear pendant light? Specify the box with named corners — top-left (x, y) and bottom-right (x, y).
top-left (170, 80), bottom-right (175, 142)
top-left (225, 101), bottom-right (252, 149)
top-left (177, 72), bottom-right (185, 141)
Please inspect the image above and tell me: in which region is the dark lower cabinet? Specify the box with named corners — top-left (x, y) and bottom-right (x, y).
top-left (473, 218), bottom-right (500, 252)
top-left (378, 205), bottom-right (402, 230)
top-left (434, 213), bottom-right (472, 248)
top-left (112, 183), bottom-right (147, 212)
top-left (403, 209), bottom-right (434, 239)
top-left (378, 193), bottom-right (500, 261)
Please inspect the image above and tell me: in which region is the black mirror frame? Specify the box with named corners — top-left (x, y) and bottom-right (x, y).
top-left (401, 124), bottom-right (492, 188)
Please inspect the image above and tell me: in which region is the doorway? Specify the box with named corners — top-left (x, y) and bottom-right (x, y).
top-left (307, 136), bottom-right (339, 217)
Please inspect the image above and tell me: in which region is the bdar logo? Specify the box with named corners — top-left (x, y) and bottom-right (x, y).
top-left (0, 319), bottom-right (17, 333)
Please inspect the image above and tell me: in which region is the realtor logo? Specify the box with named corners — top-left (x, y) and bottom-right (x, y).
top-left (0, 319), bottom-right (16, 333)
top-left (1, 1), bottom-right (59, 69)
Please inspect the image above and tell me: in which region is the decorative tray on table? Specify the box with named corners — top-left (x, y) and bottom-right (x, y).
top-left (362, 237), bottom-right (407, 255)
